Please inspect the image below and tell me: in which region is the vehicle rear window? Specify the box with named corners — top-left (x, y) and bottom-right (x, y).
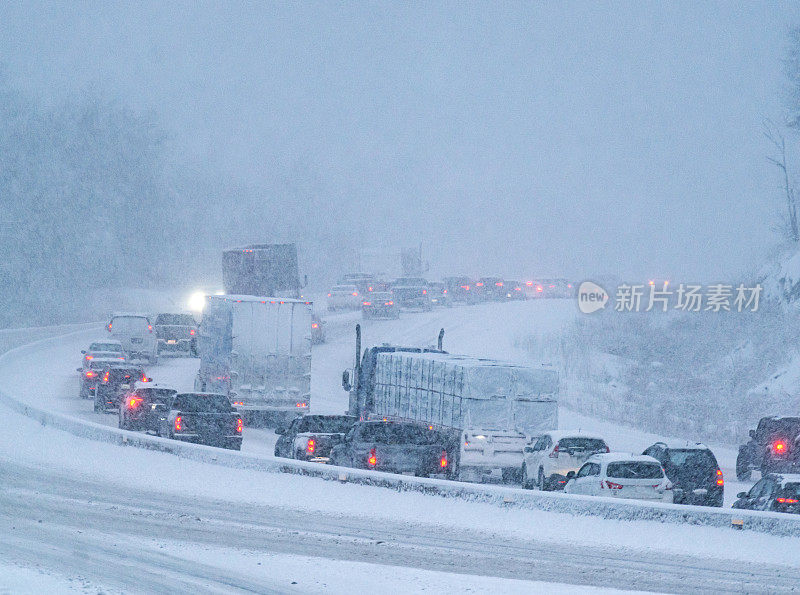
top-left (155, 314), bottom-right (195, 326)
top-left (778, 483), bottom-right (800, 499)
top-left (606, 461), bottom-right (663, 479)
top-left (558, 438), bottom-right (608, 452)
top-left (758, 419), bottom-right (800, 438)
top-left (358, 424), bottom-right (441, 445)
top-left (110, 316), bottom-right (150, 333)
top-left (299, 416), bottom-right (356, 433)
top-left (666, 449), bottom-right (717, 470)
top-left (140, 389), bottom-right (177, 402)
top-left (89, 343), bottom-right (122, 352)
top-left (108, 369), bottom-right (142, 381)
top-left (173, 394), bottom-right (232, 413)
top-left (332, 285), bottom-right (357, 292)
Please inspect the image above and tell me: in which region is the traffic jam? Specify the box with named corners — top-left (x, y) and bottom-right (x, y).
top-left (76, 244), bottom-right (800, 516)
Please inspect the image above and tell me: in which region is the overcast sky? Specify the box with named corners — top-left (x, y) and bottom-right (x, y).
top-left (3, 2), bottom-right (800, 282)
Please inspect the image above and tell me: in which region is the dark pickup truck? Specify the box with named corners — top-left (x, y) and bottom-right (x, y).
top-left (329, 420), bottom-right (451, 478)
top-left (154, 313), bottom-right (198, 356)
top-left (118, 384), bottom-right (177, 433)
top-left (157, 392), bottom-right (243, 450)
top-left (737, 416), bottom-right (800, 480)
top-left (274, 414), bottom-right (357, 462)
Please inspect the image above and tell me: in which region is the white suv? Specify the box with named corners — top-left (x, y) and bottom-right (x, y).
top-left (564, 453), bottom-right (673, 503)
top-left (107, 313), bottom-right (158, 365)
top-left (327, 285), bottom-right (361, 311)
top-left (521, 431), bottom-right (609, 490)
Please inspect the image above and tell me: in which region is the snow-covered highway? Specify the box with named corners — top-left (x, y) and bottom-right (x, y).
top-left (1, 301), bottom-right (799, 593)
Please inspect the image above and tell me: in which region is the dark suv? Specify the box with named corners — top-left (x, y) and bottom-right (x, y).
top-left (736, 417), bottom-right (800, 480)
top-left (94, 365), bottom-right (149, 413)
top-left (733, 473), bottom-right (800, 514)
top-left (642, 442), bottom-right (723, 507)
top-left (154, 313), bottom-right (198, 356)
top-left (119, 385), bottom-right (177, 432)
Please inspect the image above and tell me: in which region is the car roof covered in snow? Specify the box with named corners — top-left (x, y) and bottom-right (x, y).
top-left (767, 473), bottom-right (800, 486)
top-left (89, 339), bottom-right (123, 346)
top-left (539, 431), bottom-right (607, 442)
top-left (110, 312), bottom-right (151, 318)
top-left (588, 453), bottom-right (661, 465)
top-left (206, 295), bottom-right (312, 304)
top-left (648, 440), bottom-right (710, 451)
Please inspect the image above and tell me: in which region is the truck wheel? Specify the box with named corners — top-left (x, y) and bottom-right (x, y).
top-left (736, 452), bottom-right (751, 481)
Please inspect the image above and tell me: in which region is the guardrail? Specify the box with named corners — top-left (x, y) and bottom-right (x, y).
top-left (1, 327), bottom-right (800, 538)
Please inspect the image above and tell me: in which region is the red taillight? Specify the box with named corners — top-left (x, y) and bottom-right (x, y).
top-left (716, 469), bottom-right (724, 486)
top-left (102, 371), bottom-right (109, 383)
top-left (440, 452), bottom-right (448, 468)
top-left (385, 301), bottom-right (394, 306)
top-left (107, 323), bottom-right (112, 331)
top-left (352, 292), bottom-right (358, 296)
top-left (85, 354), bottom-right (93, 361)
top-left (773, 440), bottom-right (788, 455)
top-left (362, 301), bottom-right (372, 306)
top-left (148, 324), bottom-right (153, 333)
top-left (549, 444), bottom-right (559, 458)
top-left (128, 397), bottom-right (141, 409)
top-left (604, 480), bottom-right (623, 490)
top-left (141, 374), bottom-right (148, 382)
top-left (232, 401), bottom-right (244, 406)
top-left (295, 402), bottom-right (308, 408)
top-left (306, 438), bottom-right (315, 454)
top-left (236, 418), bottom-right (243, 433)
top-left (461, 285), bottom-right (470, 290)
top-left (422, 289), bottom-right (427, 294)
top-left (777, 497), bottom-right (799, 504)
top-left (174, 416), bottom-right (182, 432)
top-left (327, 293), bottom-right (332, 297)
top-left (368, 286), bottom-right (373, 291)
top-left (190, 329), bottom-right (196, 336)
top-left (85, 371), bottom-right (95, 378)
top-left (525, 281), bottom-right (533, 286)
top-left (311, 322), bottom-right (319, 328)
top-left (536, 285), bottom-right (543, 292)
top-left (495, 282), bottom-right (503, 287)
top-left (476, 282), bottom-right (484, 287)
top-left (368, 448), bottom-right (377, 467)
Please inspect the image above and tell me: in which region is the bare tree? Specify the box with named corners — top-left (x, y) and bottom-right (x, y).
top-left (764, 119), bottom-right (800, 243)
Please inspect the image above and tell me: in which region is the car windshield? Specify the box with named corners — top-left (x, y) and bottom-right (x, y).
top-left (558, 437), bottom-right (607, 452)
top-left (110, 316), bottom-right (149, 333)
top-left (666, 449), bottom-right (717, 470)
top-left (299, 416), bottom-right (355, 433)
top-left (606, 461), bottom-right (664, 479)
top-left (89, 343), bottom-right (123, 352)
top-left (155, 314), bottom-right (195, 326)
top-left (358, 424), bottom-right (441, 445)
top-left (173, 394), bottom-right (232, 413)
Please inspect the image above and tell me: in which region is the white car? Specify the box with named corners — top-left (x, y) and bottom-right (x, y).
top-left (327, 285), bottom-right (361, 311)
top-left (564, 453), bottom-right (673, 503)
top-left (521, 431), bottom-right (609, 490)
top-left (81, 339), bottom-right (126, 369)
top-left (107, 313), bottom-right (158, 365)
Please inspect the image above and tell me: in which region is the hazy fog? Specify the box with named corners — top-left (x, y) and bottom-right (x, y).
top-left (3, 2), bottom-right (799, 290)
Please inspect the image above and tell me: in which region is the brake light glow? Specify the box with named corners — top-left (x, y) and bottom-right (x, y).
top-left (190, 329), bottom-right (196, 336)
top-left (232, 401), bottom-right (244, 406)
top-left (362, 302), bottom-right (372, 306)
top-left (295, 402), bottom-right (308, 408)
top-left (85, 371), bottom-right (96, 378)
top-left (422, 289), bottom-right (427, 294)
top-left (549, 444), bottom-right (559, 458)
top-left (107, 323), bottom-right (112, 331)
top-left (102, 371), bottom-right (110, 382)
top-left (311, 322), bottom-right (319, 329)
top-left (236, 418), bottom-right (243, 433)
top-left (141, 374), bottom-right (148, 382)
top-left (85, 355), bottom-right (93, 361)
top-left (148, 324), bottom-right (153, 333)
top-left (327, 293), bottom-right (332, 297)
top-left (716, 469), bottom-right (724, 486)
top-left (461, 285), bottom-right (470, 290)
top-left (306, 438), bottom-right (315, 455)
top-left (774, 440), bottom-right (788, 455)
top-left (352, 292), bottom-right (358, 296)
top-left (777, 497), bottom-right (799, 504)
top-left (174, 416), bottom-right (182, 432)
top-left (603, 480), bottom-right (623, 490)
top-left (495, 282), bottom-right (503, 287)
top-left (536, 285), bottom-right (543, 292)
top-left (368, 448), bottom-right (377, 467)
top-left (526, 281), bottom-right (533, 286)
top-left (440, 452), bottom-right (448, 468)
top-left (476, 282), bottom-right (483, 287)
top-left (386, 301), bottom-right (394, 305)
top-left (128, 397), bottom-right (142, 409)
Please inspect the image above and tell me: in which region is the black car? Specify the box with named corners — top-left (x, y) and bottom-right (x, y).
top-left (329, 421), bottom-right (451, 478)
top-left (274, 414), bottom-right (358, 462)
top-left (361, 292), bottom-right (399, 319)
top-left (443, 276), bottom-right (477, 304)
top-left (736, 416), bottom-right (800, 480)
top-left (475, 277), bottom-right (504, 301)
top-left (94, 365), bottom-right (149, 413)
top-left (118, 385), bottom-right (177, 432)
top-left (732, 473), bottom-right (800, 514)
top-left (77, 358), bottom-right (122, 399)
top-left (154, 312), bottom-right (198, 356)
top-left (157, 392), bottom-right (243, 450)
top-left (642, 442), bottom-right (724, 507)
top-left (391, 278), bottom-right (432, 311)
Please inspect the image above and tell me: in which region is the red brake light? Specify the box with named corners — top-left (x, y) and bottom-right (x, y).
top-left (716, 469), bottom-right (724, 486)
top-left (536, 285), bottom-right (543, 292)
top-left (549, 444), bottom-right (559, 458)
top-left (368, 448), bottom-right (377, 467)
top-left (141, 374), bottom-right (148, 382)
top-left (85, 371), bottom-right (95, 378)
top-left (362, 301), bottom-right (371, 306)
top-left (107, 323), bottom-right (112, 331)
top-left (102, 371), bottom-right (110, 383)
top-left (495, 282), bottom-right (503, 287)
top-left (85, 355), bottom-right (93, 361)
top-left (440, 451), bottom-right (448, 468)
top-left (476, 282), bottom-right (483, 287)
top-left (777, 497), bottom-right (799, 504)
top-left (306, 438), bottom-right (315, 454)
top-left (311, 322), bottom-right (319, 328)
top-left (526, 281), bottom-right (533, 286)
top-left (148, 324), bottom-right (153, 333)
top-left (422, 289), bottom-right (427, 294)
top-left (604, 480), bottom-right (623, 490)
top-left (128, 397), bottom-right (142, 409)
top-left (190, 329), bottom-right (196, 336)
top-left (174, 416), bottom-right (182, 432)
top-left (774, 440), bottom-right (788, 455)
top-left (385, 301), bottom-right (393, 305)
top-left (327, 293), bottom-right (332, 297)
top-left (352, 292), bottom-right (358, 296)
top-left (236, 418), bottom-right (243, 433)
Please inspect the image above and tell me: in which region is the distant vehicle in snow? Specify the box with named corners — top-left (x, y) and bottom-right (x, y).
top-left (732, 473), bottom-right (800, 514)
top-left (94, 364), bottom-right (149, 413)
top-left (274, 414), bottom-right (357, 462)
top-left (154, 312), bottom-right (198, 357)
top-left (361, 292), bottom-right (399, 319)
top-left (327, 284), bottom-right (362, 311)
top-left (77, 358), bottom-right (123, 399)
top-left (736, 416), bottom-right (800, 480)
top-left (390, 277), bottom-right (431, 311)
top-left (118, 383), bottom-right (177, 433)
top-left (339, 272), bottom-right (378, 295)
top-left (501, 280), bottom-right (526, 301)
top-left (311, 314), bottom-right (326, 344)
top-left (194, 295), bottom-right (312, 427)
top-left (475, 277), bottom-right (505, 301)
top-left (443, 276), bottom-right (477, 304)
top-left (106, 313), bottom-right (158, 365)
top-left (157, 392), bottom-right (243, 450)
top-left (522, 432), bottom-right (609, 491)
top-left (642, 441), bottom-right (723, 507)
top-left (532, 278), bottom-right (574, 299)
top-left (329, 420), bottom-right (451, 478)
top-left (80, 340), bottom-right (125, 370)
top-left (426, 281), bottom-right (451, 307)
top-left (222, 243), bottom-right (304, 299)
top-left (564, 453), bottom-right (673, 503)
top-left (342, 326), bottom-right (558, 483)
